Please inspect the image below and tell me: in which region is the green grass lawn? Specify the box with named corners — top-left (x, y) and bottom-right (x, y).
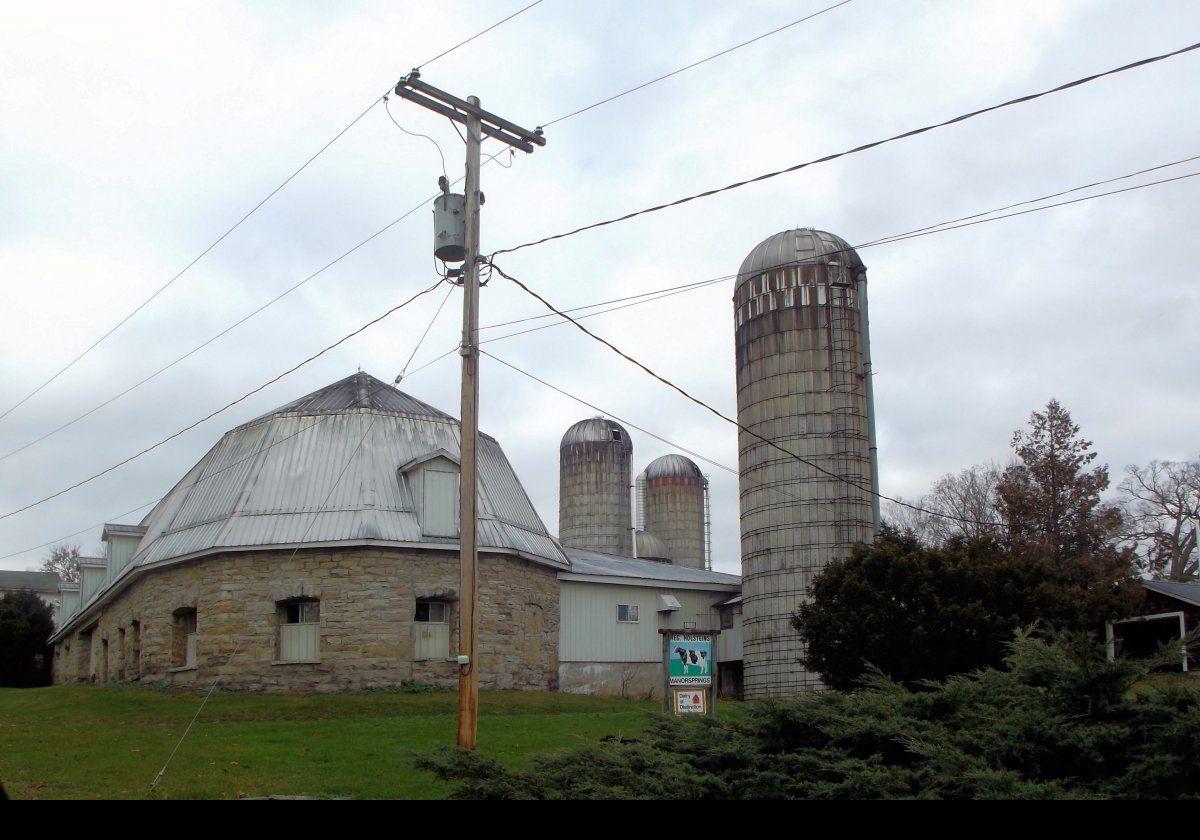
top-left (0, 686), bottom-right (661, 799)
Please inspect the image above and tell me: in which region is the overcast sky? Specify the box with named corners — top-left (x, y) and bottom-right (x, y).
top-left (1, 0), bottom-right (1197, 576)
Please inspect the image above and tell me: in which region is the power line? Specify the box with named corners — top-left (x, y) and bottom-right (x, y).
top-left (473, 155), bottom-right (1200, 347)
top-left (0, 199), bottom-right (432, 464)
top-left (0, 99), bottom-right (382, 428)
top-left (385, 96), bottom-right (448, 180)
top-left (396, 283), bottom-right (457, 383)
top-left (487, 260), bottom-right (1002, 529)
top-left (417, 0), bottom-right (546, 70)
top-left (0, 143), bottom-right (527, 466)
top-left (540, 0), bottom-right (853, 128)
top-left (0, 415), bottom-right (331, 563)
top-left (148, 409), bottom-right (379, 793)
top-left (0, 2), bottom-right (545, 429)
top-left (482, 349), bottom-right (842, 518)
top-left (0, 280), bottom-right (445, 524)
top-left (494, 40), bottom-right (1200, 258)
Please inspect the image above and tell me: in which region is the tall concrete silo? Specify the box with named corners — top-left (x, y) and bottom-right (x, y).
top-left (639, 454), bottom-right (709, 570)
top-left (734, 228), bottom-right (879, 698)
top-left (559, 417), bottom-right (633, 555)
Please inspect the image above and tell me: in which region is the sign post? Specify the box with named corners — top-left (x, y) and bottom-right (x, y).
top-left (660, 629), bottom-right (720, 718)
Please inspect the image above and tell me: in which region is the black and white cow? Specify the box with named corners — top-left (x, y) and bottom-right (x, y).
top-left (674, 646), bottom-right (709, 676)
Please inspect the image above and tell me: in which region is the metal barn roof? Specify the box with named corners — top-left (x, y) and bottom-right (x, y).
top-left (128, 372), bottom-right (567, 571)
top-left (1143, 580), bottom-right (1200, 607)
top-left (562, 547), bottom-right (739, 587)
top-left (0, 570), bottom-right (60, 592)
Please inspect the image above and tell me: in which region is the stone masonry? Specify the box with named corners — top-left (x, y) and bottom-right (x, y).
top-left (52, 546), bottom-right (560, 692)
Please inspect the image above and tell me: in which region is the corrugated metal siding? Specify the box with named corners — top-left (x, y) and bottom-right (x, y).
top-left (422, 468), bottom-right (458, 537)
top-left (560, 581), bottom-right (731, 664)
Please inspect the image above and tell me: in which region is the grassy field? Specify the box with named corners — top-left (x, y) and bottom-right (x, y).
top-left (0, 686), bottom-right (661, 799)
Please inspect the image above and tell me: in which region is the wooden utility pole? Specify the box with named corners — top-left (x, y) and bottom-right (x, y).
top-left (393, 71), bottom-right (544, 750)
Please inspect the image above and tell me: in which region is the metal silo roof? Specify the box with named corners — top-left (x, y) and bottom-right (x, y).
top-left (635, 529), bottom-right (672, 562)
top-left (560, 417), bottom-right (633, 454)
top-left (737, 228), bottom-right (865, 283)
top-left (642, 453), bottom-right (704, 481)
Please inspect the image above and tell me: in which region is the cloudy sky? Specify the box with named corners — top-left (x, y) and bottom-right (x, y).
top-left (1, 0), bottom-right (1197, 576)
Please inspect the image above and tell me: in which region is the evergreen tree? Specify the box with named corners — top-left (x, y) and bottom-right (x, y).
top-left (0, 590), bottom-right (56, 687)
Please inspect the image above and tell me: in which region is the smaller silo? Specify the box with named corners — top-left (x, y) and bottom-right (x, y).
top-left (559, 417), bottom-right (634, 556)
top-left (641, 454), bottom-right (709, 570)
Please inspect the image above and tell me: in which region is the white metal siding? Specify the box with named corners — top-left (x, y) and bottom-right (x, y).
top-left (279, 624), bottom-right (319, 661)
top-left (414, 622), bottom-right (450, 660)
top-left (422, 467), bottom-right (459, 537)
top-left (559, 581), bottom-right (730, 663)
top-left (105, 535), bottom-right (141, 582)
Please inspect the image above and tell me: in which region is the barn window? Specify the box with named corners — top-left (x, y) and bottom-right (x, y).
top-left (171, 608), bottom-right (197, 669)
top-left (415, 599), bottom-right (450, 660)
top-left (617, 604), bottom-right (639, 623)
top-left (277, 598), bottom-right (320, 663)
top-left (401, 451), bottom-right (464, 540)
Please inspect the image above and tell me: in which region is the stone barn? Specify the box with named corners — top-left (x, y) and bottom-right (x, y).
top-left (49, 372), bottom-right (565, 691)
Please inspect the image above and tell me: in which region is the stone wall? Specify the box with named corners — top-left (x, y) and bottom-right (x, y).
top-left (52, 547), bottom-right (560, 692)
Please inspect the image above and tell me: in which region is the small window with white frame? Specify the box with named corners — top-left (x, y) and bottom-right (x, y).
top-left (617, 604), bottom-right (639, 623)
top-left (414, 599), bottom-right (450, 660)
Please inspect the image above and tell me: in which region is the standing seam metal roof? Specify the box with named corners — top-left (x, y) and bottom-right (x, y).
top-left (124, 373), bottom-right (567, 571)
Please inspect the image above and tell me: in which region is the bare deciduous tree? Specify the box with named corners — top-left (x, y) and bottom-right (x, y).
top-left (39, 543), bottom-right (81, 583)
top-left (1119, 459), bottom-right (1200, 581)
top-left (885, 463), bottom-right (1003, 545)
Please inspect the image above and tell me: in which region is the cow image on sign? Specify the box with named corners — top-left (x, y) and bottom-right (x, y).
top-left (668, 634), bottom-right (713, 686)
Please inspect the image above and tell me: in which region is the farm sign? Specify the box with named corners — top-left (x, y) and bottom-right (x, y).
top-left (668, 634), bottom-right (713, 687)
top-left (673, 688), bottom-right (707, 715)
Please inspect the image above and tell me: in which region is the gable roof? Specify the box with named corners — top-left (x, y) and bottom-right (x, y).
top-left (0, 570), bottom-right (60, 592)
top-left (1143, 579), bottom-right (1200, 608)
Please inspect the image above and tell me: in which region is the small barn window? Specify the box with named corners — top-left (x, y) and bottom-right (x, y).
top-left (277, 598), bottom-right (320, 663)
top-left (617, 604), bottom-right (639, 623)
top-left (415, 599), bottom-right (450, 660)
top-left (172, 608), bottom-right (197, 669)
top-left (422, 468), bottom-right (459, 538)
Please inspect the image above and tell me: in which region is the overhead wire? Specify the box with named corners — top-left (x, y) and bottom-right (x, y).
top-left (384, 96), bottom-right (448, 180)
top-left (0, 144), bottom-right (524, 464)
top-left (482, 349), bottom-right (831, 516)
top-left (0, 415), bottom-right (331, 563)
top-left (488, 259), bottom-right (998, 530)
top-left (540, 0), bottom-right (854, 128)
top-left (415, 0), bottom-right (546, 70)
top-left (147, 408), bottom-right (379, 793)
top-left (0, 0), bottom-right (545, 428)
top-left (494, 40), bottom-right (1200, 258)
top-left (0, 280), bottom-right (445, 523)
top-left (0, 97), bottom-right (382, 428)
top-left (396, 282), bottom-right (457, 383)
top-left (471, 155), bottom-right (1200, 347)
